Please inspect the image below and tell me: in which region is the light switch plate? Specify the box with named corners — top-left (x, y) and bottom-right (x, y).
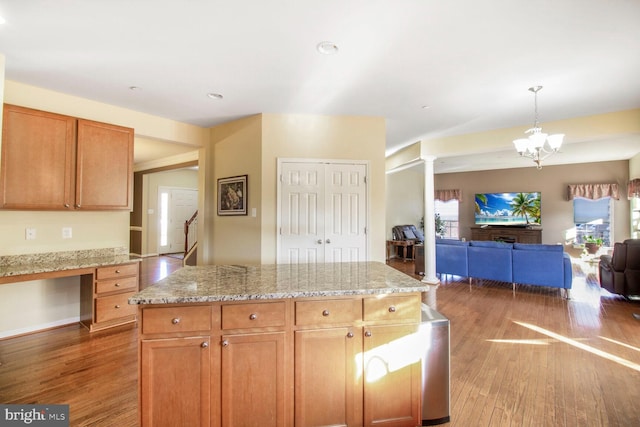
top-left (25, 228), bottom-right (36, 240)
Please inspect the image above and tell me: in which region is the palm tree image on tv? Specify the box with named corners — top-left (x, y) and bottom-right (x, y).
top-left (474, 192), bottom-right (541, 225)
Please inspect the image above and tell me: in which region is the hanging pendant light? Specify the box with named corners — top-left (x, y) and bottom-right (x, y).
top-left (513, 86), bottom-right (564, 169)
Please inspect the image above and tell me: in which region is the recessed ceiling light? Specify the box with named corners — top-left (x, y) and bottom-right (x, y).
top-left (421, 105), bottom-right (431, 110)
top-left (317, 41), bottom-right (339, 55)
top-left (207, 93), bottom-right (223, 100)
top-left (129, 86), bottom-right (141, 91)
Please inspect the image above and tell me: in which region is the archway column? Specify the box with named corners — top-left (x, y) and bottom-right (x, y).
top-left (421, 155), bottom-right (440, 308)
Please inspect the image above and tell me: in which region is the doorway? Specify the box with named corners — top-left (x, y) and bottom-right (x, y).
top-left (158, 186), bottom-right (198, 255)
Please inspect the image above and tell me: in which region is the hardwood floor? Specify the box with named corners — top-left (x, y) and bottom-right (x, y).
top-left (1, 256), bottom-right (639, 426)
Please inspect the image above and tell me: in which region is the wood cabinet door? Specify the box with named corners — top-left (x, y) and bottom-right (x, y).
top-left (76, 119), bottom-right (133, 210)
top-left (363, 324), bottom-right (421, 427)
top-left (294, 327), bottom-right (363, 427)
top-left (0, 104), bottom-right (76, 209)
top-left (220, 332), bottom-right (287, 427)
top-left (140, 337), bottom-right (211, 427)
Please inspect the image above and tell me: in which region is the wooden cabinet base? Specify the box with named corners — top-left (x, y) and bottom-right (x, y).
top-left (80, 263), bottom-right (140, 332)
top-left (470, 226), bottom-right (542, 243)
top-left (138, 294), bottom-right (422, 427)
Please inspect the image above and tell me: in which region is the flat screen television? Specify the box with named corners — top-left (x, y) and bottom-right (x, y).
top-left (474, 192), bottom-right (541, 226)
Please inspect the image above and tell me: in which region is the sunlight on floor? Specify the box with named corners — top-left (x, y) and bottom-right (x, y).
top-left (514, 321), bottom-right (640, 372)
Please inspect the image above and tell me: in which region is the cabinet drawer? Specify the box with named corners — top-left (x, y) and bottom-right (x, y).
top-left (142, 306), bottom-right (212, 334)
top-left (95, 276), bottom-right (138, 294)
top-left (363, 294), bottom-right (420, 323)
top-left (221, 301), bottom-right (286, 330)
top-left (96, 263), bottom-right (139, 280)
top-left (295, 299), bottom-right (361, 326)
top-left (95, 292), bottom-right (138, 323)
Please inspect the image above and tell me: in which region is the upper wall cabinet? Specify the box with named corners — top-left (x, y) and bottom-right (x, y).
top-left (0, 104), bottom-right (134, 210)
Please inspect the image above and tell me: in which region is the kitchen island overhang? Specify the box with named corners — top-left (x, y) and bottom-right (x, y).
top-left (128, 261), bottom-right (431, 305)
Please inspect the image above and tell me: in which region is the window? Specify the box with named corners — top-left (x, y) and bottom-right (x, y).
top-left (434, 199), bottom-right (459, 239)
top-left (573, 197), bottom-right (612, 246)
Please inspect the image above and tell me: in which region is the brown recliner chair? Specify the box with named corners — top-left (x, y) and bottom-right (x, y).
top-left (599, 239), bottom-right (640, 298)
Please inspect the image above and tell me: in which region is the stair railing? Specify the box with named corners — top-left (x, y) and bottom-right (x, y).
top-left (184, 210), bottom-right (198, 257)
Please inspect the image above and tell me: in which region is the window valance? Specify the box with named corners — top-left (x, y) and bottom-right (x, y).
top-left (435, 189), bottom-right (462, 202)
top-left (567, 183), bottom-right (619, 200)
top-left (628, 179), bottom-right (640, 199)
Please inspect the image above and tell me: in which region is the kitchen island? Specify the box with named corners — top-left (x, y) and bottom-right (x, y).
top-left (129, 261), bottom-right (431, 427)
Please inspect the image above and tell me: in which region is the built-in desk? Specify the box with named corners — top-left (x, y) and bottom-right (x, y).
top-left (0, 248), bottom-right (141, 332)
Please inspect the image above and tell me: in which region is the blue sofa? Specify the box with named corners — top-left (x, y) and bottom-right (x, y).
top-left (435, 239), bottom-right (573, 297)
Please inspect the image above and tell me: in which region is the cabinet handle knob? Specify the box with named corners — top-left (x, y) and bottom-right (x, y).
top-left (115, 283), bottom-right (120, 287)
top-left (322, 309), bottom-right (330, 317)
top-left (115, 305), bottom-right (120, 309)
top-left (249, 313), bottom-right (257, 320)
top-left (388, 306), bottom-right (396, 313)
top-left (364, 331), bottom-right (372, 337)
top-left (346, 332), bottom-right (354, 338)
top-left (171, 318), bottom-right (180, 325)
top-left (221, 340), bottom-right (229, 347)
top-left (75, 204), bottom-right (81, 208)
top-left (201, 342), bottom-right (209, 348)
top-left (115, 270), bottom-right (121, 274)
top-left (317, 239), bottom-right (323, 244)
top-left (326, 239), bottom-right (331, 244)
top-left (64, 203), bottom-right (70, 208)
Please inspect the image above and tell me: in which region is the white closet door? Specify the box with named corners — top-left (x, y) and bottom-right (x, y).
top-left (324, 164), bottom-right (367, 263)
top-left (280, 163), bottom-right (326, 264)
top-left (279, 161), bottom-right (367, 264)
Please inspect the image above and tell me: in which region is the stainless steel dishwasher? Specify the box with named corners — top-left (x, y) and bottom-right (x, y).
top-left (419, 304), bottom-right (450, 425)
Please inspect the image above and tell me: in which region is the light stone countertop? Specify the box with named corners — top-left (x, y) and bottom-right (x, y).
top-left (0, 248), bottom-right (140, 278)
top-left (129, 261), bottom-right (429, 305)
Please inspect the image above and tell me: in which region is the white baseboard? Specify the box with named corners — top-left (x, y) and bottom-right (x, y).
top-left (0, 317), bottom-right (80, 339)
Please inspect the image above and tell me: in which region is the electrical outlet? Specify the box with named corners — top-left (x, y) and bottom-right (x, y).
top-left (25, 228), bottom-right (36, 240)
top-left (62, 227), bottom-right (72, 239)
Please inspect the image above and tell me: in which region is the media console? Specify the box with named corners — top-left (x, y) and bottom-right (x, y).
top-left (470, 226), bottom-right (542, 244)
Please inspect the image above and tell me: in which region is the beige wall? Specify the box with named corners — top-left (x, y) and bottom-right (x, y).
top-left (420, 109), bottom-right (640, 158)
top-left (433, 160), bottom-right (630, 245)
top-left (261, 114), bottom-right (387, 263)
top-left (203, 113), bottom-right (386, 264)
top-left (386, 166), bottom-right (424, 238)
top-left (207, 115), bottom-right (263, 264)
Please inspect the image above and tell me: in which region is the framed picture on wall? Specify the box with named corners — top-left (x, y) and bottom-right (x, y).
top-left (217, 175), bottom-right (248, 216)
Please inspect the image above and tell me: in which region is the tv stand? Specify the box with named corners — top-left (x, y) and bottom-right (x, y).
top-left (470, 226), bottom-right (541, 244)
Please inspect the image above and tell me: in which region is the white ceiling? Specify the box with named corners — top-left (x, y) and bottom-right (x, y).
top-left (0, 0), bottom-right (639, 172)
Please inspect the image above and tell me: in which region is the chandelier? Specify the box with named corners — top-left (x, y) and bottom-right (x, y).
top-left (513, 86), bottom-right (564, 169)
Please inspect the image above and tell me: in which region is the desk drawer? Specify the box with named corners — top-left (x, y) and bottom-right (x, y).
top-left (142, 306), bottom-right (212, 334)
top-left (96, 263), bottom-right (139, 280)
top-left (95, 276), bottom-right (138, 294)
top-left (221, 301), bottom-right (286, 330)
top-left (363, 294), bottom-right (420, 323)
top-left (95, 292), bottom-right (138, 323)
top-left (295, 298), bottom-right (361, 326)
